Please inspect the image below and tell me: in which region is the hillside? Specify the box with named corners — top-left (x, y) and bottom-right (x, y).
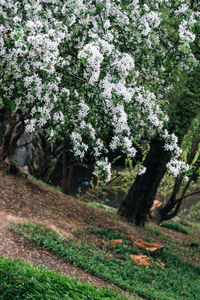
top-left (0, 162), bottom-right (200, 299)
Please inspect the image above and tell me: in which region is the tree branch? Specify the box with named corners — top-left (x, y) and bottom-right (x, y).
top-left (176, 190), bottom-right (200, 203)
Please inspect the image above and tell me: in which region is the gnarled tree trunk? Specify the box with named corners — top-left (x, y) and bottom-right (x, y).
top-left (154, 136), bottom-right (200, 223)
top-left (119, 66), bottom-right (200, 226)
top-left (118, 137), bottom-right (171, 226)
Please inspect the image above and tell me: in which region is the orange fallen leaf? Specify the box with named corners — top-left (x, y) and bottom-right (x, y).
top-left (110, 239), bottom-right (123, 246)
top-left (134, 240), bottom-right (163, 251)
top-left (130, 254), bottom-right (151, 267)
top-left (100, 239), bottom-right (107, 245)
top-left (128, 235), bottom-right (163, 251)
top-left (156, 259), bottom-right (165, 269)
top-left (128, 235), bottom-right (137, 242)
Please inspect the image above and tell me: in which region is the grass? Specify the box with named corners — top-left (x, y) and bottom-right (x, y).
top-left (0, 255), bottom-right (126, 300)
top-left (86, 226), bottom-right (125, 240)
top-left (144, 225), bottom-right (166, 238)
top-left (161, 221), bottom-right (192, 235)
top-left (10, 222), bottom-right (200, 300)
top-left (87, 202), bottom-right (116, 211)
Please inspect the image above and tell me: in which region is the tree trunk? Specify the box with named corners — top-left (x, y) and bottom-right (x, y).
top-left (154, 135), bottom-right (200, 223)
top-left (153, 176), bottom-right (184, 224)
top-left (119, 66), bottom-right (200, 225)
top-left (61, 150), bottom-right (73, 194)
top-left (62, 151), bottom-right (67, 194)
top-left (66, 165), bottom-right (73, 194)
top-left (156, 157), bottom-right (200, 223)
top-left (118, 137), bottom-right (171, 226)
top-left (0, 107), bottom-right (25, 173)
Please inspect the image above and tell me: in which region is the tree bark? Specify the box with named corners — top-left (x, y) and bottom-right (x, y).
top-left (62, 151), bottom-right (67, 194)
top-left (118, 137), bottom-right (171, 226)
top-left (155, 157), bottom-right (200, 223)
top-left (66, 165), bottom-right (73, 194)
top-left (118, 66), bottom-right (200, 225)
top-left (154, 135), bottom-right (200, 223)
top-left (0, 107), bottom-right (25, 173)
top-left (61, 150), bottom-right (73, 194)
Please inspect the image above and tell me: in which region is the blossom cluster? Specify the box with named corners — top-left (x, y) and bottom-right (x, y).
top-left (166, 159), bottom-right (189, 177)
top-left (0, 0), bottom-right (199, 181)
top-left (93, 158), bottom-right (111, 182)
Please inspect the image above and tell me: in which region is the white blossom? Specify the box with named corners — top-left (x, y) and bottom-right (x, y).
top-left (93, 158), bottom-right (111, 181)
top-left (137, 166), bottom-right (147, 176)
top-left (0, 0), bottom-right (198, 181)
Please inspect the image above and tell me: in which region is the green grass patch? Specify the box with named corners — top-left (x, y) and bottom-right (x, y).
top-left (86, 226), bottom-right (125, 241)
top-left (144, 225), bottom-right (166, 238)
top-left (10, 222), bottom-right (200, 300)
top-left (0, 255), bottom-right (126, 300)
top-left (87, 202), bottom-right (116, 211)
top-left (161, 221), bottom-right (192, 235)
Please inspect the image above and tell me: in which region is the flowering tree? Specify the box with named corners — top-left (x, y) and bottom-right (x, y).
top-left (0, 0), bottom-right (199, 221)
top-left (119, 65), bottom-right (200, 225)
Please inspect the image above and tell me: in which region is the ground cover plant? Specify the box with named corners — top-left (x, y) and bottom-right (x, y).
top-left (88, 226), bottom-right (200, 265)
top-left (10, 222), bottom-right (200, 300)
top-left (0, 255), bottom-right (126, 300)
top-left (161, 221), bottom-right (192, 235)
top-left (87, 202), bottom-right (116, 212)
top-left (143, 225), bottom-right (166, 239)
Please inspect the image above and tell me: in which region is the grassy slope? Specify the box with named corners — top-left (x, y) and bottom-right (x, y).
top-left (0, 254), bottom-right (126, 300)
top-left (0, 166), bottom-right (200, 300)
top-left (10, 222), bottom-right (200, 300)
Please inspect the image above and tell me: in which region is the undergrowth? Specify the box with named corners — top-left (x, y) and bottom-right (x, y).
top-left (161, 221), bottom-right (192, 235)
top-left (10, 222), bottom-right (200, 300)
top-left (144, 225), bottom-right (166, 239)
top-left (0, 255), bottom-right (125, 300)
top-left (87, 202), bottom-right (116, 211)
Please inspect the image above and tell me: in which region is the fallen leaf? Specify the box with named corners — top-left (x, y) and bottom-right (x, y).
top-left (130, 254), bottom-right (151, 267)
top-left (156, 259), bottom-right (165, 269)
top-left (128, 235), bottom-right (137, 242)
top-left (110, 239), bottom-right (123, 246)
top-left (128, 235), bottom-right (163, 251)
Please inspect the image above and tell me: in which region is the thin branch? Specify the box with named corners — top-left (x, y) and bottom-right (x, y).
top-left (176, 190), bottom-right (200, 203)
top-left (65, 70), bottom-right (88, 84)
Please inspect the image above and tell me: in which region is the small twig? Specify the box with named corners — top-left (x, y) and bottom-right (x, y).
top-left (176, 190), bottom-right (200, 202)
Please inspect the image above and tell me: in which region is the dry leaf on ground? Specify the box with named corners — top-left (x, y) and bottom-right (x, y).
top-left (110, 239), bottom-right (123, 246)
top-left (130, 254), bottom-right (151, 267)
top-left (156, 259), bottom-right (165, 269)
top-left (128, 235), bottom-right (163, 251)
